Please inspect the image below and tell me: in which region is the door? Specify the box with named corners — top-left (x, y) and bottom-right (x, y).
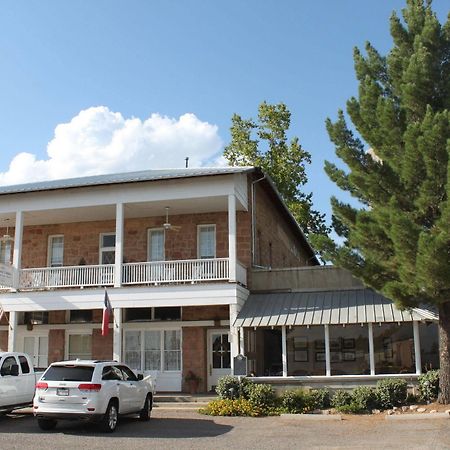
top-left (118, 365), bottom-right (142, 412)
top-left (0, 355), bottom-right (20, 407)
top-left (207, 330), bottom-right (231, 391)
top-left (23, 335), bottom-right (49, 369)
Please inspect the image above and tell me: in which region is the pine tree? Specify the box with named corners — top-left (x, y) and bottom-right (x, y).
top-left (224, 101), bottom-right (328, 235)
top-left (316, 0), bottom-right (450, 402)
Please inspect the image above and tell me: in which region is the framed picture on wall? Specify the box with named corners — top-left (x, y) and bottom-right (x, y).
top-left (294, 350), bottom-right (308, 362)
top-left (343, 352), bottom-right (356, 361)
top-left (330, 339), bottom-right (341, 351)
top-left (315, 352), bottom-right (325, 362)
top-left (294, 337), bottom-right (308, 350)
top-left (330, 351), bottom-right (342, 363)
top-left (343, 338), bottom-right (355, 350)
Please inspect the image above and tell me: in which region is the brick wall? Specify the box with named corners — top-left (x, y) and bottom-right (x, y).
top-left (182, 305), bottom-right (229, 321)
top-left (92, 329), bottom-right (113, 360)
top-left (182, 327), bottom-right (207, 392)
top-left (48, 329), bottom-right (65, 363)
top-left (0, 330), bottom-right (7, 351)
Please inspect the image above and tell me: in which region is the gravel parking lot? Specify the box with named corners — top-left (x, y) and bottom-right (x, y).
top-left (0, 408), bottom-right (449, 450)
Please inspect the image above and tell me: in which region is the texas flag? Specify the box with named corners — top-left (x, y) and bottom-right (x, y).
top-left (102, 289), bottom-right (113, 336)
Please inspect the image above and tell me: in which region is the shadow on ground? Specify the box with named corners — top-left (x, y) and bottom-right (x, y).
top-left (0, 413), bottom-right (233, 439)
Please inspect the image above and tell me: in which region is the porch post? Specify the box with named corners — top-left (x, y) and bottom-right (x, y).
top-left (368, 322), bottom-right (375, 375)
top-left (228, 194), bottom-right (237, 282)
top-left (324, 325), bottom-right (331, 376)
top-left (229, 304), bottom-right (239, 373)
top-left (239, 328), bottom-right (245, 355)
top-left (113, 307), bottom-right (122, 362)
top-left (114, 203), bottom-right (124, 288)
top-left (413, 321), bottom-right (422, 375)
top-left (7, 311), bottom-right (17, 351)
top-left (281, 325), bottom-right (287, 377)
top-left (12, 210), bottom-right (24, 289)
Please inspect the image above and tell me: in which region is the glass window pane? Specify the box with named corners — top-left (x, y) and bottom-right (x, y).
top-left (0, 241), bottom-right (11, 264)
top-left (125, 331), bottom-right (141, 370)
top-left (164, 350), bottom-right (181, 371)
top-left (286, 326), bottom-right (326, 376)
top-left (144, 331), bottom-right (161, 370)
top-left (419, 322), bottom-right (439, 371)
top-left (149, 230), bottom-right (165, 261)
top-left (68, 334), bottom-right (92, 360)
top-left (49, 236), bottom-right (64, 267)
top-left (102, 234), bottom-right (116, 248)
top-left (199, 226), bottom-right (215, 258)
top-left (164, 330), bottom-right (180, 351)
top-left (373, 323), bottom-right (415, 374)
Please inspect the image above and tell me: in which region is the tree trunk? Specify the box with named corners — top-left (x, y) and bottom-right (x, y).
top-left (438, 302), bottom-right (450, 404)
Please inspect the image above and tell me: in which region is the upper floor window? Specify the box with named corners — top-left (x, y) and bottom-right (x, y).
top-left (23, 311), bottom-right (49, 325)
top-left (69, 310), bottom-right (93, 323)
top-left (48, 235), bottom-right (64, 267)
top-left (0, 240), bottom-right (11, 265)
top-left (100, 233), bottom-right (115, 264)
top-left (124, 307), bottom-right (181, 322)
top-left (148, 229), bottom-right (165, 262)
top-left (198, 225), bottom-right (216, 259)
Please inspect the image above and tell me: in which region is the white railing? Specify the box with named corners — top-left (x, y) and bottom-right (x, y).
top-left (0, 263), bottom-right (14, 288)
top-left (19, 264), bottom-right (115, 289)
top-left (122, 258), bottom-right (230, 285)
top-left (236, 261), bottom-right (247, 286)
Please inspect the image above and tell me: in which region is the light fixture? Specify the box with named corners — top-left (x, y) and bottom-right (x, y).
top-left (0, 219), bottom-right (14, 244)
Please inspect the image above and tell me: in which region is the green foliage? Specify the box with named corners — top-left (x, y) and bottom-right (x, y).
top-left (215, 375), bottom-right (241, 399)
top-left (334, 403), bottom-right (365, 414)
top-left (309, 388), bottom-right (331, 409)
top-left (375, 378), bottom-right (408, 409)
top-left (418, 370), bottom-right (440, 401)
top-left (330, 390), bottom-right (353, 409)
top-left (224, 101), bottom-right (328, 235)
top-left (280, 389), bottom-right (314, 414)
top-left (244, 383), bottom-right (276, 409)
top-left (199, 398), bottom-right (264, 417)
top-left (351, 386), bottom-right (379, 411)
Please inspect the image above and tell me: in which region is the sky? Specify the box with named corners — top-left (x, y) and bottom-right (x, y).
top-left (0, 0), bottom-right (448, 224)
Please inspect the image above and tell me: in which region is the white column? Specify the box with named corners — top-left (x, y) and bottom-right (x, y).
top-left (413, 321), bottom-right (422, 375)
top-left (324, 325), bottom-right (331, 377)
top-left (281, 325), bottom-right (287, 377)
top-left (368, 322), bottom-right (375, 375)
top-left (114, 203), bottom-right (124, 288)
top-left (229, 304), bottom-right (239, 373)
top-left (239, 328), bottom-right (245, 355)
top-left (228, 194), bottom-right (237, 282)
top-left (7, 311), bottom-right (17, 351)
top-left (113, 307), bottom-right (122, 362)
top-left (12, 210), bottom-right (24, 289)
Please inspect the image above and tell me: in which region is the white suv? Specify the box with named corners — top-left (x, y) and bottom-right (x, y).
top-left (33, 360), bottom-right (155, 432)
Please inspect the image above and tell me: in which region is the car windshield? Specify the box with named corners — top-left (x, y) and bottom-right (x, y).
top-left (41, 365), bottom-right (94, 381)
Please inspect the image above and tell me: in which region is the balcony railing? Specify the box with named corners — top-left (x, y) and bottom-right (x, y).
top-left (14, 258), bottom-right (245, 290)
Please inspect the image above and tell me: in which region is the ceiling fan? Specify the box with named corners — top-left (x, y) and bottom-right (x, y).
top-left (163, 207), bottom-right (181, 232)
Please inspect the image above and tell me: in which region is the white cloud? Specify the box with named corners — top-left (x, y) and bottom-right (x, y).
top-left (0, 106), bottom-right (225, 185)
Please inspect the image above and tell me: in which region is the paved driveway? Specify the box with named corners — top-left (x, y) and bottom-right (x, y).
top-left (0, 409), bottom-right (449, 449)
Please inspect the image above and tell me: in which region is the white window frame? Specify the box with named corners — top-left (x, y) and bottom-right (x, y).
top-left (47, 235), bottom-right (64, 267)
top-left (99, 232), bottom-right (116, 265)
top-left (65, 330), bottom-right (93, 360)
top-left (147, 228), bottom-right (165, 262)
top-left (197, 224), bottom-right (216, 259)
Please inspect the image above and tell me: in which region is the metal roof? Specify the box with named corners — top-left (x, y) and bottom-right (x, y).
top-left (0, 167), bottom-right (254, 195)
top-left (234, 289), bottom-right (438, 327)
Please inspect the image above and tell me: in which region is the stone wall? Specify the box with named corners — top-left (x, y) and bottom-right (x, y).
top-left (182, 327), bottom-right (207, 393)
top-left (0, 330), bottom-right (7, 351)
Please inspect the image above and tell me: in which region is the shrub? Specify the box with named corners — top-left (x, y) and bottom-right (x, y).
top-left (215, 376), bottom-right (241, 399)
top-left (309, 388), bottom-right (331, 410)
top-left (375, 378), bottom-right (408, 409)
top-left (331, 390), bottom-right (353, 409)
top-left (245, 383), bottom-right (276, 409)
top-left (199, 398), bottom-right (260, 416)
top-left (280, 389), bottom-right (314, 413)
top-left (351, 386), bottom-right (379, 411)
top-left (418, 370), bottom-right (440, 401)
top-left (334, 402), bottom-right (364, 414)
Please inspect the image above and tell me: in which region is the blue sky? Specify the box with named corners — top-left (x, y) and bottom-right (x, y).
top-left (0, 1), bottom-right (448, 223)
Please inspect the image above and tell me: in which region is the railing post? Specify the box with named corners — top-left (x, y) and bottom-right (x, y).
top-left (12, 210), bottom-right (24, 290)
top-left (228, 194), bottom-right (236, 282)
top-left (114, 203), bottom-right (124, 288)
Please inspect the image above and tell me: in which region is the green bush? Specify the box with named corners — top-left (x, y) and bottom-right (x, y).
top-left (331, 390), bottom-right (353, 409)
top-left (351, 386), bottom-right (379, 411)
top-left (334, 402), bottom-right (365, 414)
top-left (199, 398), bottom-right (262, 416)
top-left (245, 383), bottom-right (276, 409)
top-left (280, 389), bottom-right (313, 413)
top-left (309, 388), bottom-right (331, 409)
top-left (215, 376), bottom-right (241, 399)
top-left (375, 378), bottom-right (408, 409)
top-left (418, 370), bottom-right (440, 401)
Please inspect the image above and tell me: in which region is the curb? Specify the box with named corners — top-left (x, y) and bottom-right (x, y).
top-left (280, 413), bottom-right (342, 421)
top-left (385, 413), bottom-right (450, 421)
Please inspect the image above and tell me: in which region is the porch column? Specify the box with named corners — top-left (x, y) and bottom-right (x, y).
top-left (228, 194), bottom-right (237, 282)
top-left (413, 321), bottom-right (422, 375)
top-left (7, 311), bottom-right (18, 351)
top-left (239, 328), bottom-right (245, 355)
top-left (324, 324), bottom-right (331, 376)
top-left (114, 203), bottom-right (124, 288)
top-left (113, 307), bottom-right (122, 362)
top-left (229, 304), bottom-right (239, 372)
top-left (12, 210), bottom-right (24, 289)
top-left (368, 322), bottom-right (375, 375)
top-left (281, 326), bottom-right (287, 377)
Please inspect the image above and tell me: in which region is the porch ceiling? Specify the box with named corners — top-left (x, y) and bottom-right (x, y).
top-left (234, 289), bottom-right (438, 327)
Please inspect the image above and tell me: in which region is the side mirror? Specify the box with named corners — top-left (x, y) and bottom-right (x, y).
top-left (10, 364), bottom-right (19, 376)
top-left (137, 373), bottom-right (144, 381)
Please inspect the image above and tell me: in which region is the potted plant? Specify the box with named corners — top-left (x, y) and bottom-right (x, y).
top-left (184, 371), bottom-right (202, 394)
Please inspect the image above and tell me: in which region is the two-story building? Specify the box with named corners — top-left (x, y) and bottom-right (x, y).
top-left (0, 167), bottom-right (317, 392)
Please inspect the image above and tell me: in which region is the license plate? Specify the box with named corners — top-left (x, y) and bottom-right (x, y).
top-left (57, 388), bottom-right (69, 396)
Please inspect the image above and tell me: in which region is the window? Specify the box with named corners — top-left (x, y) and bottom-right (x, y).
top-left (148, 229), bottom-right (165, 262)
top-left (198, 225), bottom-right (216, 259)
top-left (69, 310), bottom-right (93, 323)
top-left (0, 240), bottom-right (11, 265)
top-left (124, 329), bottom-right (182, 372)
top-left (23, 311), bottom-right (49, 325)
top-left (0, 356), bottom-right (17, 376)
top-left (68, 334), bottom-right (92, 360)
top-left (119, 365), bottom-right (138, 381)
top-left (18, 355), bottom-right (30, 374)
top-left (48, 235), bottom-right (64, 267)
top-left (102, 365), bottom-right (123, 381)
top-left (23, 336), bottom-right (48, 369)
top-left (419, 322), bottom-right (439, 371)
top-left (124, 307), bottom-right (181, 322)
top-left (100, 233), bottom-right (115, 264)
top-left (42, 365), bottom-right (94, 382)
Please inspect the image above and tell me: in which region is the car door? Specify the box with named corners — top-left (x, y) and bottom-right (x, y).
top-left (102, 365), bottom-right (129, 413)
top-left (0, 356), bottom-right (20, 407)
top-left (118, 365), bottom-right (143, 412)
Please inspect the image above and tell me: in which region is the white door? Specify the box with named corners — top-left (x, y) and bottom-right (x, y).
top-left (207, 330), bottom-right (231, 391)
top-left (23, 335), bottom-right (49, 369)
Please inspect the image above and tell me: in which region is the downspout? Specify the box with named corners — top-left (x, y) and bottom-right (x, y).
top-left (251, 174), bottom-right (266, 267)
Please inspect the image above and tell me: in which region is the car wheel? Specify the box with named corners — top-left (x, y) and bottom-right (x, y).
top-left (37, 418), bottom-right (57, 431)
top-left (101, 401), bottom-right (118, 433)
top-left (139, 394), bottom-right (152, 421)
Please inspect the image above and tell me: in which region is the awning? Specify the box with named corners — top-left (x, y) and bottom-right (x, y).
top-left (234, 289), bottom-right (438, 327)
